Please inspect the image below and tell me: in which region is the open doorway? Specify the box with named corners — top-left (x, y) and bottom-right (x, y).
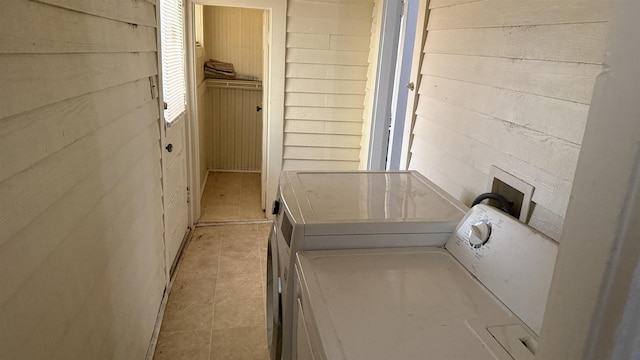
top-left (196, 5), bottom-right (266, 222)
top-left (185, 0), bottom-right (286, 222)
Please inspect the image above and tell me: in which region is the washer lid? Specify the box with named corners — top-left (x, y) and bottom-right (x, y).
top-left (297, 248), bottom-right (529, 360)
top-left (283, 171), bottom-right (466, 225)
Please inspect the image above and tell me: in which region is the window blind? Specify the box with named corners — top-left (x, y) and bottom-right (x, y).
top-left (160, 0), bottom-right (186, 123)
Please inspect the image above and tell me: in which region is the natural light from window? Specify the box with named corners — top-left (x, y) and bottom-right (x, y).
top-left (160, 0), bottom-right (186, 124)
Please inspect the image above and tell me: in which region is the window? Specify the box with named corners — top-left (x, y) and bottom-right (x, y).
top-left (160, 0), bottom-right (186, 124)
top-left (195, 4), bottom-right (204, 48)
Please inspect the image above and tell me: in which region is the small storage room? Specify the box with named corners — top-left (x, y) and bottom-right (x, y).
top-left (195, 6), bottom-right (265, 187)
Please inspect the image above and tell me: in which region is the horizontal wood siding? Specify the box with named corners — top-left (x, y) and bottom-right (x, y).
top-left (203, 6), bottom-right (263, 78)
top-left (284, 0), bottom-right (374, 171)
top-left (0, 0), bottom-right (165, 358)
top-left (408, 0), bottom-right (613, 240)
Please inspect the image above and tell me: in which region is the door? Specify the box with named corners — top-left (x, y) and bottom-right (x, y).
top-left (159, 0), bottom-right (190, 274)
top-left (163, 117), bottom-right (190, 272)
top-left (386, 0), bottom-right (419, 170)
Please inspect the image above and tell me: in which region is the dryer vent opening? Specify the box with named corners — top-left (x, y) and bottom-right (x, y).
top-left (488, 166), bottom-right (535, 223)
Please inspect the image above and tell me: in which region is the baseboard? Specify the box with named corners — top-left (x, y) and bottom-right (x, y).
top-left (200, 170), bottom-right (210, 199)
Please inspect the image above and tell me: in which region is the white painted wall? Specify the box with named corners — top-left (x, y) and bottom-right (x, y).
top-left (0, 0), bottom-right (166, 358)
top-left (407, 0), bottom-right (613, 240)
top-left (204, 6), bottom-right (264, 78)
top-left (537, 0), bottom-right (640, 357)
top-left (283, 0), bottom-right (374, 170)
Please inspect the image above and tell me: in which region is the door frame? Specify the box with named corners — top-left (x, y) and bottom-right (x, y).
top-left (399, 0), bottom-right (429, 170)
top-left (155, 0), bottom-right (188, 285)
top-left (185, 0), bottom-right (286, 220)
top-left (366, 0), bottom-right (404, 170)
top-left (386, 0), bottom-right (419, 170)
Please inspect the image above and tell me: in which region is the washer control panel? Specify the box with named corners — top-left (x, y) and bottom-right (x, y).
top-left (445, 204), bottom-right (559, 335)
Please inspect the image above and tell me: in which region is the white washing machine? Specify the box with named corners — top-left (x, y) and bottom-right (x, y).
top-left (266, 171), bottom-right (468, 360)
top-left (293, 204), bottom-right (559, 360)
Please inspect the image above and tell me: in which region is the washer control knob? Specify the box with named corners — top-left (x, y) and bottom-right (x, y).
top-left (469, 222), bottom-right (491, 248)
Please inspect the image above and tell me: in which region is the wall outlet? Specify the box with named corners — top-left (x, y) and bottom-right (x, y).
top-left (488, 166), bottom-right (534, 223)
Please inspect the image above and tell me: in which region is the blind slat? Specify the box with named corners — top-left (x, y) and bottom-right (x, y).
top-left (160, 0), bottom-right (186, 123)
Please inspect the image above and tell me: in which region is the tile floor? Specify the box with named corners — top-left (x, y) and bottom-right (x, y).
top-left (154, 172), bottom-right (271, 360)
top-left (200, 172), bottom-right (266, 223)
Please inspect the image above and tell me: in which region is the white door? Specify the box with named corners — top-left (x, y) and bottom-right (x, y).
top-left (159, 0), bottom-right (190, 273)
top-left (163, 117), bottom-right (190, 271)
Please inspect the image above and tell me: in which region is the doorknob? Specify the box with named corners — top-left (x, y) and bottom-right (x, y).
top-left (166, 143), bottom-right (173, 152)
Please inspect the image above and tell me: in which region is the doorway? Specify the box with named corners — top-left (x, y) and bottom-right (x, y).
top-left (185, 0), bottom-right (286, 222)
top-left (195, 5), bottom-right (266, 222)
top-left (367, 0), bottom-right (419, 171)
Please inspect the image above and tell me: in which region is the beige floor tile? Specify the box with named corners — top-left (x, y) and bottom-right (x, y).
top-left (212, 294), bottom-right (265, 329)
top-left (200, 172), bottom-right (266, 222)
top-left (176, 231), bottom-right (222, 281)
top-left (170, 277), bottom-right (217, 304)
top-left (217, 256), bottom-right (262, 278)
top-left (210, 326), bottom-right (269, 360)
top-left (216, 271), bottom-right (264, 301)
top-left (161, 300), bottom-right (214, 333)
top-left (154, 330), bottom-right (211, 360)
top-left (177, 254), bottom-right (219, 281)
top-left (156, 172), bottom-right (271, 359)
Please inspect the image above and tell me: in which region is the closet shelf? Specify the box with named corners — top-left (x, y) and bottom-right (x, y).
top-left (205, 79), bottom-right (262, 91)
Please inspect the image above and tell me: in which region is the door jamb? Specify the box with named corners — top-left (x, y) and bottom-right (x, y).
top-left (367, 0), bottom-right (404, 170)
top-left (155, 0), bottom-right (172, 286)
top-left (185, 2), bottom-right (200, 226)
top-left (399, 0), bottom-right (429, 170)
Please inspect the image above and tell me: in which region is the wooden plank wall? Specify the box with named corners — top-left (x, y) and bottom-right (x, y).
top-left (203, 6), bottom-right (264, 78)
top-left (283, 0), bottom-right (374, 170)
top-left (208, 83), bottom-right (263, 171)
top-left (408, 0), bottom-right (613, 240)
top-left (0, 0), bottom-right (166, 358)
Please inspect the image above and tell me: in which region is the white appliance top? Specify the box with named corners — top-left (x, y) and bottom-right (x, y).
top-left (297, 248), bottom-right (522, 360)
top-left (280, 171), bottom-right (466, 224)
top-left (296, 205), bottom-right (559, 360)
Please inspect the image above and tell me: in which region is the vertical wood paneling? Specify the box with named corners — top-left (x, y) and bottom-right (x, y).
top-left (0, 0), bottom-right (165, 358)
top-left (203, 6), bottom-right (263, 78)
top-left (207, 83), bottom-right (263, 171)
top-left (408, 0), bottom-right (613, 240)
top-left (284, 0), bottom-right (374, 171)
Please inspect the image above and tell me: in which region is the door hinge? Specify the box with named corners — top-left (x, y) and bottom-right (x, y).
top-left (186, 186), bottom-right (191, 204)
